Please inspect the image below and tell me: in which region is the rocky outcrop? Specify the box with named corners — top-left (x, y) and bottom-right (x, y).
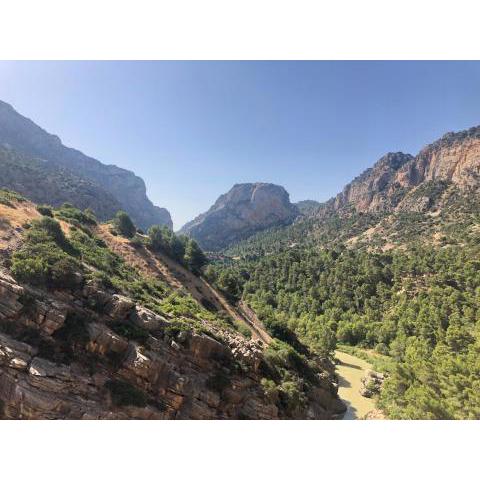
top-left (333, 152), bottom-right (414, 213)
top-left (180, 183), bottom-right (299, 250)
top-left (0, 100), bottom-right (172, 229)
top-left (359, 370), bottom-right (385, 398)
top-left (394, 130), bottom-right (480, 192)
top-left (323, 126), bottom-right (480, 217)
top-left (0, 270), bottom-right (341, 419)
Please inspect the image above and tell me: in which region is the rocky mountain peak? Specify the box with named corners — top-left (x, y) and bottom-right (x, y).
top-left (323, 125), bottom-right (480, 216)
top-left (180, 183), bottom-right (299, 250)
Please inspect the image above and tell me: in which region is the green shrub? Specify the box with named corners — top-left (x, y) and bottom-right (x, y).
top-left (0, 188), bottom-right (26, 206)
top-left (54, 204), bottom-right (97, 228)
top-left (184, 239), bottom-right (207, 274)
top-left (114, 211), bottom-right (136, 238)
top-left (11, 255), bottom-right (49, 285)
top-left (110, 322), bottom-right (149, 343)
top-left (34, 217), bottom-right (69, 248)
top-left (36, 205), bottom-right (53, 217)
top-left (147, 225), bottom-right (207, 274)
top-left (11, 217), bottom-right (81, 288)
top-left (49, 257), bottom-right (80, 289)
top-left (11, 242), bottom-right (81, 289)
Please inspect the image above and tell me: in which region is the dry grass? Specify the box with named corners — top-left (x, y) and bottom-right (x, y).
top-left (95, 224), bottom-right (270, 343)
top-left (0, 200), bottom-right (40, 252)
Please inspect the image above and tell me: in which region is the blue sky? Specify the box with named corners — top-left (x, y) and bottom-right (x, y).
top-left (0, 61), bottom-right (479, 229)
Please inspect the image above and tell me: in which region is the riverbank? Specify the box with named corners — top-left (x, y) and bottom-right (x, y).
top-left (334, 350), bottom-right (379, 420)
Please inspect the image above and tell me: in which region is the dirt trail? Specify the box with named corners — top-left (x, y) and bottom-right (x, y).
top-left (150, 250), bottom-right (271, 344)
top-left (238, 300), bottom-right (272, 344)
top-left (335, 350), bottom-right (377, 419)
top-left (96, 225), bottom-right (271, 343)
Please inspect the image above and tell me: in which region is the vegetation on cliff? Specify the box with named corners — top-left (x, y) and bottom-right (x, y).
top-left (0, 194), bottom-right (342, 419)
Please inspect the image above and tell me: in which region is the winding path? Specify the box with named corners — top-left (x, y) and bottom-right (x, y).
top-left (335, 350), bottom-right (377, 420)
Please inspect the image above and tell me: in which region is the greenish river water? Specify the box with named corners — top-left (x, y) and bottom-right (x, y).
top-left (335, 350), bottom-right (377, 420)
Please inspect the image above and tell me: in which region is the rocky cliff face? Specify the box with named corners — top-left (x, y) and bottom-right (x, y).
top-left (0, 196), bottom-right (344, 419)
top-left (0, 270), bottom-right (277, 419)
top-left (325, 126), bottom-right (480, 216)
top-left (333, 152), bottom-right (414, 212)
top-left (395, 127), bottom-right (480, 190)
top-left (0, 100), bottom-right (172, 229)
top-left (180, 183), bottom-right (299, 250)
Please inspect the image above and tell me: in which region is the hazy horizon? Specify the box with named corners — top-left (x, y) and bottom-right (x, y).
top-left (1, 61), bottom-right (480, 228)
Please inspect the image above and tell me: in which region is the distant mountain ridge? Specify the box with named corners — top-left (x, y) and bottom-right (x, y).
top-left (222, 124), bottom-right (480, 257)
top-left (295, 200), bottom-right (321, 215)
top-left (180, 182), bottom-right (299, 250)
top-left (0, 100), bottom-right (172, 229)
top-left (324, 126), bottom-right (480, 217)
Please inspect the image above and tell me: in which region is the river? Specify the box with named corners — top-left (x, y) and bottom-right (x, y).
top-left (335, 350), bottom-right (377, 420)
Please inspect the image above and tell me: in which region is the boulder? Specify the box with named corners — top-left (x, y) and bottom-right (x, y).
top-left (33, 301), bottom-right (68, 335)
top-left (129, 305), bottom-right (168, 331)
top-left (105, 294), bottom-right (135, 321)
top-left (0, 333), bottom-right (35, 370)
top-left (359, 370), bottom-right (385, 398)
top-left (187, 333), bottom-right (233, 364)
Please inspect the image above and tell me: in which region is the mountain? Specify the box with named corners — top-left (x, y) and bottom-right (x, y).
top-left (225, 125), bottom-right (480, 256)
top-left (212, 124), bottom-right (480, 420)
top-left (180, 183), bottom-right (300, 250)
top-left (332, 152), bottom-right (414, 213)
top-left (295, 200), bottom-right (321, 215)
top-left (0, 100), bottom-right (172, 229)
top-left (328, 126), bottom-right (480, 216)
top-left (0, 145), bottom-right (123, 219)
top-left (0, 191), bottom-right (344, 419)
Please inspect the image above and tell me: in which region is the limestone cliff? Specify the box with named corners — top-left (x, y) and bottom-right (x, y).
top-left (180, 183), bottom-right (299, 251)
top-left (319, 126), bottom-right (480, 217)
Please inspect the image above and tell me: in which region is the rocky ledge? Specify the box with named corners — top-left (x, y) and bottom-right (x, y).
top-left (0, 271), bottom-right (343, 419)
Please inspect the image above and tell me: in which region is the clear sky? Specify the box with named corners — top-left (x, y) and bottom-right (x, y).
top-left (0, 61), bottom-right (479, 229)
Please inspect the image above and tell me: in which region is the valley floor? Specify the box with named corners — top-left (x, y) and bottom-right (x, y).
top-left (335, 350), bottom-right (377, 420)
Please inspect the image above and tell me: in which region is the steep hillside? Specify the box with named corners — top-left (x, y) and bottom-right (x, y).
top-left (0, 191), bottom-right (344, 419)
top-left (180, 183), bottom-right (299, 250)
top-left (0, 146), bottom-right (122, 219)
top-left (0, 100), bottom-right (172, 229)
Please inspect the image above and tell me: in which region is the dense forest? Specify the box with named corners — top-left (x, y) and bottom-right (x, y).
top-left (208, 199), bottom-right (480, 419)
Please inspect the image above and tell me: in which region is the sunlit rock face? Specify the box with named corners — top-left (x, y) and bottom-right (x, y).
top-left (180, 183), bottom-right (299, 250)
